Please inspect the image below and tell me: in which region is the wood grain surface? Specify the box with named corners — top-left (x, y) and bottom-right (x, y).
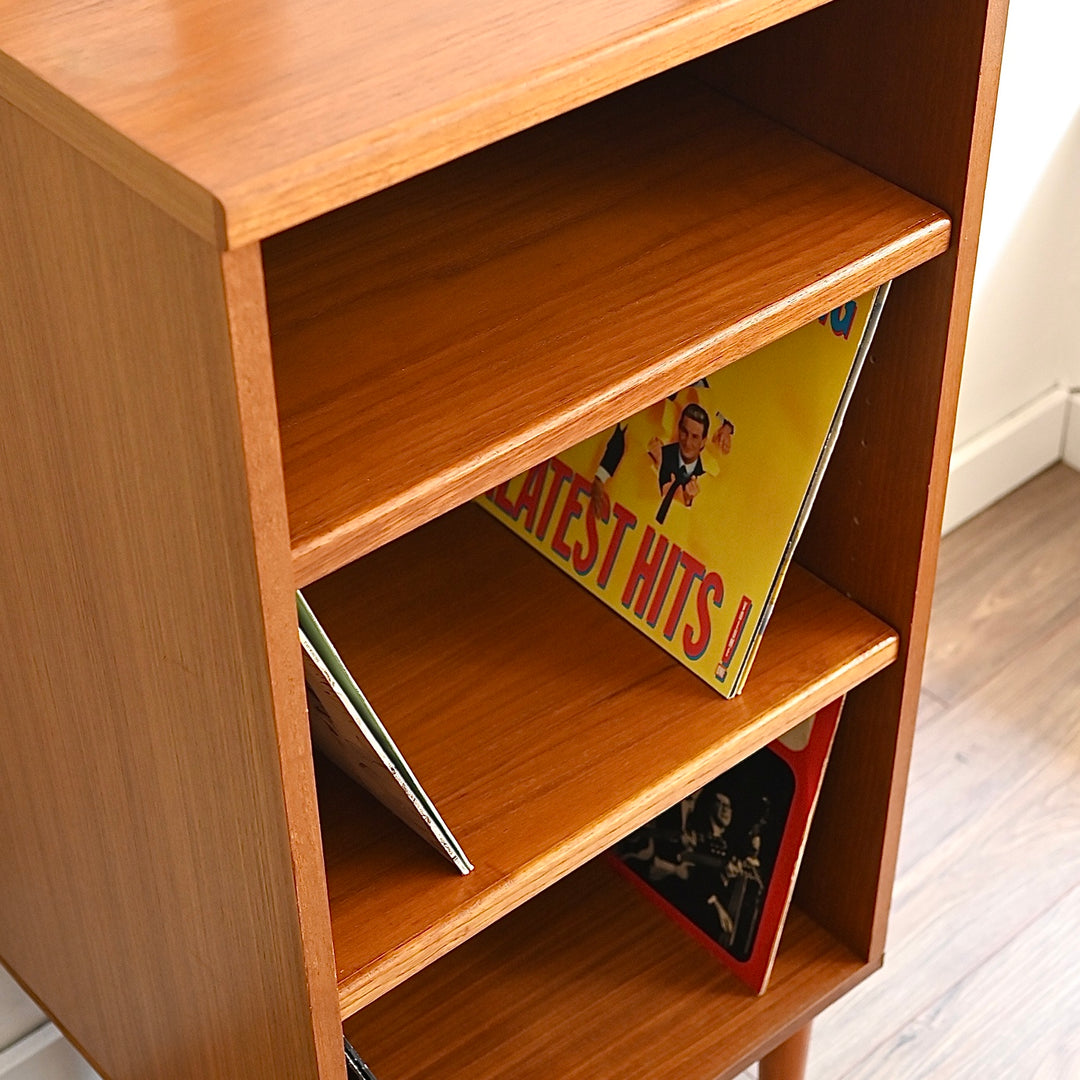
top-left (0, 49), bottom-right (225, 245)
top-left (343, 861), bottom-right (869, 1080)
top-left (0, 0), bottom-right (836, 247)
top-left (304, 504), bottom-right (896, 1015)
top-left (0, 97), bottom-right (332, 1080)
top-left (696, 0), bottom-right (1009, 961)
top-left (266, 71), bottom-right (950, 585)
top-left (0, 1), bottom-right (1008, 1076)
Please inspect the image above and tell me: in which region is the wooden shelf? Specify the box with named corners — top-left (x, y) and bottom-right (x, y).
top-left (307, 504), bottom-right (897, 1016)
top-left (0, 0), bottom-right (842, 247)
top-left (265, 71), bottom-right (951, 586)
top-left (344, 859), bottom-right (872, 1080)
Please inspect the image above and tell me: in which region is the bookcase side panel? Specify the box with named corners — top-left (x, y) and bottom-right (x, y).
top-left (0, 98), bottom-right (328, 1080)
top-left (696, 0), bottom-right (1007, 958)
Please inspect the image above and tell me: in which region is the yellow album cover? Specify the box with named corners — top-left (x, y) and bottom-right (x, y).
top-left (477, 285), bottom-right (887, 697)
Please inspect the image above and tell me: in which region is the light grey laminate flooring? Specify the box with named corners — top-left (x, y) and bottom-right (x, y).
top-left (785, 463), bottom-right (1080, 1080)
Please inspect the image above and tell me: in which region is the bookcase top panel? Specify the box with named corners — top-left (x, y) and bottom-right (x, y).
top-left (0, 0), bottom-right (833, 247)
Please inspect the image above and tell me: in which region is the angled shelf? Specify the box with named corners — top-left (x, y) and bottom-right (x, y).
top-left (306, 504), bottom-right (897, 1015)
top-left (264, 71), bottom-right (951, 585)
top-left (344, 860), bottom-right (870, 1080)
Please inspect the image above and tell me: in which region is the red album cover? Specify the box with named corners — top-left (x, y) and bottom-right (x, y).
top-left (610, 697), bottom-right (844, 994)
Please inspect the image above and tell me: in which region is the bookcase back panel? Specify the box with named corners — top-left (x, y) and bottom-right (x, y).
top-left (696, 0), bottom-right (1008, 220)
top-left (696, 0), bottom-right (1008, 956)
top-left (0, 99), bottom-right (329, 1080)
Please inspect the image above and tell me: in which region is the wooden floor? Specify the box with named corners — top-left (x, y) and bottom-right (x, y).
top-left (775, 463), bottom-right (1080, 1079)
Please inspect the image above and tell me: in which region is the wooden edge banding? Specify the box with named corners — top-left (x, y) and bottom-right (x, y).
top-left (0, 49), bottom-right (226, 248)
top-left (221, 245), bottom-right (345, 1079)
top-left (759, 1021), bottom-right (812, 1080)
top-left (909, 0), bottom-right (1010, 550)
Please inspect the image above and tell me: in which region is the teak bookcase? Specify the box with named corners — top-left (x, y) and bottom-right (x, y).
top-left (0, 1), bottom-right (1005, 1078)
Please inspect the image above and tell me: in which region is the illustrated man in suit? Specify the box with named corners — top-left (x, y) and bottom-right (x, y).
top-left (590, 401), bottom-right (734, 523)
top-left (649, 402), bottom-right (710, 523)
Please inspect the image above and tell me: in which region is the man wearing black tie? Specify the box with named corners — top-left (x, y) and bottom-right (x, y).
top-left (652, 403), bottom-right (737, 524)
top-left (650, 402), bottom-right (710, 523)
top-left (589, 401), bottom-right (734, 523)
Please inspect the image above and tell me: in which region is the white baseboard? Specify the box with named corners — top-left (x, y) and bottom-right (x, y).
top-left (0, 972), bottom-right (45, 1055)
top-left (943, 386), bottom-right (1071, 534)
top-left (1064, 390), bottom-right (1080, 471)
top-left (0, 1024), bottom-right (99, 1080)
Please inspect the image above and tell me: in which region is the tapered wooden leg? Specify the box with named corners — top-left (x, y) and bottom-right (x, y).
top-left (758, 1022), bottom-right (812, 1080)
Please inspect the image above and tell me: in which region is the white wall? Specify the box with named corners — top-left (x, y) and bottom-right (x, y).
top-left (944, 0), bottom-right (1080, 531)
